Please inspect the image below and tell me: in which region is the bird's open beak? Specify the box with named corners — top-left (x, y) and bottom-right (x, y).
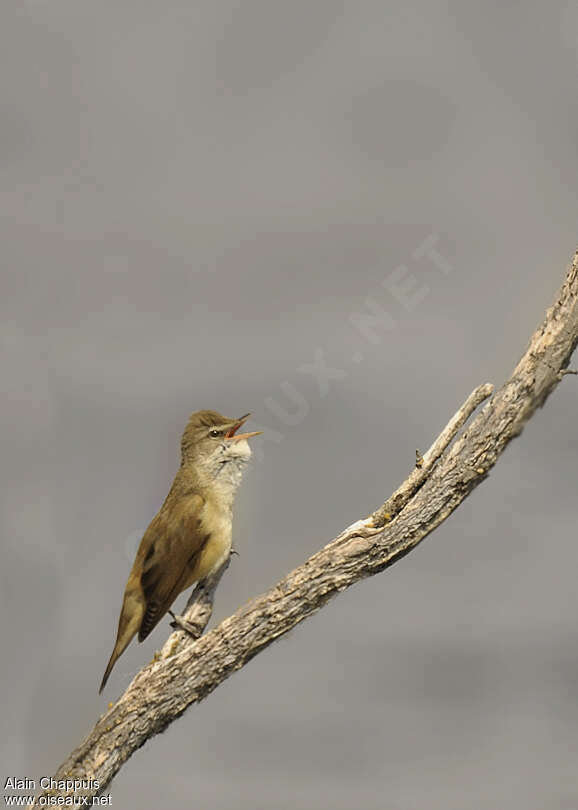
top-left (225, 413), bottom-right (263, 442)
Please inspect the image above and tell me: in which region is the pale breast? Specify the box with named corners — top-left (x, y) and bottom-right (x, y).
top-left (195, 497), bottom-right (233, 579)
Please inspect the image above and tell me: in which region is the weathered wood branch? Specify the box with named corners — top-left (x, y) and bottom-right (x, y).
top-left (29, 252), bottom-right (578, 806)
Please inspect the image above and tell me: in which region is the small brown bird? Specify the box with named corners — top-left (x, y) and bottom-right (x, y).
top-left (99, 410), bottom-right (261, 693)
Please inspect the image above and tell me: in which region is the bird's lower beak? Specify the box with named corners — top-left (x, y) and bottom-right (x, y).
top-left (225, 413), bottom-right (263, 442)
top-left (228, 430), bottom-right (263, 442)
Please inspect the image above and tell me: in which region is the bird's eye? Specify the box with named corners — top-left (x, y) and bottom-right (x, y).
top-left (209, 429), bottom-right (222, 438)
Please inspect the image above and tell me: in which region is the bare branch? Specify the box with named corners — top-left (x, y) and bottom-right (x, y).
top-left (29, 251), bottom-right (578, 807)
top-left (371, 382), bottom-right (494, 527)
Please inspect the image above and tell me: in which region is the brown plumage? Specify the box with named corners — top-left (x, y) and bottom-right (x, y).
top-left (99, 409), bottom-right (261, 693)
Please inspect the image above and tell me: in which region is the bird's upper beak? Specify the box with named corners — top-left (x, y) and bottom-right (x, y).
top-left (225, 413), bottom-right (262, 442)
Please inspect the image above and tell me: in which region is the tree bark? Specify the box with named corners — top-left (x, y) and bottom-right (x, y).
top-left (29, 252), bottom-right (578, 807)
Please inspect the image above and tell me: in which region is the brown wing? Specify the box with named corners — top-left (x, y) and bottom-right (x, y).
top-left (136, 493), bottom-right (210, 641)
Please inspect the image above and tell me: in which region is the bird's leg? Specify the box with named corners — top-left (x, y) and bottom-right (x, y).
top-left (168, 610), bottom-right (205, 638)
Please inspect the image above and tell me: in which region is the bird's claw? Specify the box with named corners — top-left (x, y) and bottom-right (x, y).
top-left (168, 610), bottom-right (203, 638)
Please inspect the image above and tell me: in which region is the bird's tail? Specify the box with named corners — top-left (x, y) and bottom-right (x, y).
top-left (99, 590), bottom-right (144, 693)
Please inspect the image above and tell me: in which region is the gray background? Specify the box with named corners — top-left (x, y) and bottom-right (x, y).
top-left (1, 2), bottom-right (578, 809)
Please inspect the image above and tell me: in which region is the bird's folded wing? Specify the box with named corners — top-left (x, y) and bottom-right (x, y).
top-left (137, 493), bottom-right (208, 641)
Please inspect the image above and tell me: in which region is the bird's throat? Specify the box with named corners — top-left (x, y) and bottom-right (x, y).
top-left (197, 439), bottom-right (252, 507)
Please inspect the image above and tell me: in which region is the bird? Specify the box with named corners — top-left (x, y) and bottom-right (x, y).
top-left (99, 409), bottom-right (261, 693)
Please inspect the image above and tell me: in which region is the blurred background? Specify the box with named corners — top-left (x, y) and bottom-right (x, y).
top-left (1, 2), bottom-right (578, 808)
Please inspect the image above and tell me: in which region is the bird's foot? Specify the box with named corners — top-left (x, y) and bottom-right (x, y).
top-left (230, 547), bottom-right (240, 557)
top-left (168, 610), bottom-right (203, 638)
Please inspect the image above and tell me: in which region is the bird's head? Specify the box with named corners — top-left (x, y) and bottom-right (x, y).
top-left (180, 410), bottom-right (262, 479)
